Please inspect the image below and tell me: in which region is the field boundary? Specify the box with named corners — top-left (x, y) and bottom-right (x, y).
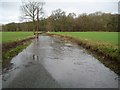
top-left (2, 35), bottom-right (35, 68)
top-left (47, 33), bottom-right (119, 75)
top-left (2, 36), bottom-right (35, 53)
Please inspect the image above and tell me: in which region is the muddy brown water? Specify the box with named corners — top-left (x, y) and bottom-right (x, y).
top-left (2, 35), bottom-right (119, 88)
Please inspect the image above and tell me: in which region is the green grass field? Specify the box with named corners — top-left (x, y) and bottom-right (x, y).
top-left (2, 32), bottom-right (33, 43)
top-left (51, 32), bottom-right (118, 45)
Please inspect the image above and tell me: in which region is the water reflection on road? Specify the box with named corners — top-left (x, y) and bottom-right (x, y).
top-left (2, 35), bottom-right (119, 88)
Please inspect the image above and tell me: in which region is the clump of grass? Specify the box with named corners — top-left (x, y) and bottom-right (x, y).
top-left (81, 39), bottom-right (119, 61)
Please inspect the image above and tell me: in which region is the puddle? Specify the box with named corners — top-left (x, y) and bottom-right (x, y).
top-left (2, 35), bottom-right (119, 88)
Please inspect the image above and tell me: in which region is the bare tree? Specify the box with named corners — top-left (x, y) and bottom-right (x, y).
top-left (20, 0), bottom-right (45, 34)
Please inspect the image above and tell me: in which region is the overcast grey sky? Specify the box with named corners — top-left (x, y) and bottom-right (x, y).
top-left (0, 0), bottom-right (119, 24)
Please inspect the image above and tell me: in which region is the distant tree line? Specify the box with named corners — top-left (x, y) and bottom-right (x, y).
top-left (2, 9), bottom-right (119, 32)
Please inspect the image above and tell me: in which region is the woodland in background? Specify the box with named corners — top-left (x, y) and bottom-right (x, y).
top-left (2, 9), bottom-right (119, 32)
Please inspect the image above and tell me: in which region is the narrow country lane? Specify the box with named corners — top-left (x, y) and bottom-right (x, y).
top-left (2, 35), bottom-right (119, 88)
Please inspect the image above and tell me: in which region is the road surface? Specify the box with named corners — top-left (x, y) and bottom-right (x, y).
top-left (2, 35), bottom-right (119, 88)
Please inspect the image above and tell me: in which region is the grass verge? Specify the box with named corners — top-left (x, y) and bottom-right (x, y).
top-left (2, 36), bottom-right (35, 69)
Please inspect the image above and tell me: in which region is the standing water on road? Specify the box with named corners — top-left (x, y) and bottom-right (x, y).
top-left (3, 35), bottom-right (119, 88)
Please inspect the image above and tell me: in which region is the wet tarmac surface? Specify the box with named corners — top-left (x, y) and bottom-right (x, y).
top-left (2, 35), bottom-right (119, 88)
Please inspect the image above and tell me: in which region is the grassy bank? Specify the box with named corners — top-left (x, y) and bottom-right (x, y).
top-left (2, 32), bottom-right (34, 68)
top-left (2, 41), bottom-right (31, 68)
top-left (48, 32), bottom-right (119, 74)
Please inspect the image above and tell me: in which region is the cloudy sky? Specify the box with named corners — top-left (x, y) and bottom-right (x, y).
top-left (0, 0), bottom-right (119, 24)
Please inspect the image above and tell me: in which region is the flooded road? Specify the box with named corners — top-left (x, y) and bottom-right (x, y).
top-left (2, 35), bottom-right (119, 88)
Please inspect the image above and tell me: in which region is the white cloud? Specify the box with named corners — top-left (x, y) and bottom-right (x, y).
top-left (46, 0), bottom-right (119, 2)
top-left (0, 0), bottom-right (119, 2)
top-left (0, 0), bottom-right (118, 24)
top-left (0, 2), bottom-right (21, 24)
top-left (44, 2), bottom-right (118, 16)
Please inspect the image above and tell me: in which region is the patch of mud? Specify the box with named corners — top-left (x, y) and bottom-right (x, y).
top-left (2, 63), bottom-right (14, 74)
